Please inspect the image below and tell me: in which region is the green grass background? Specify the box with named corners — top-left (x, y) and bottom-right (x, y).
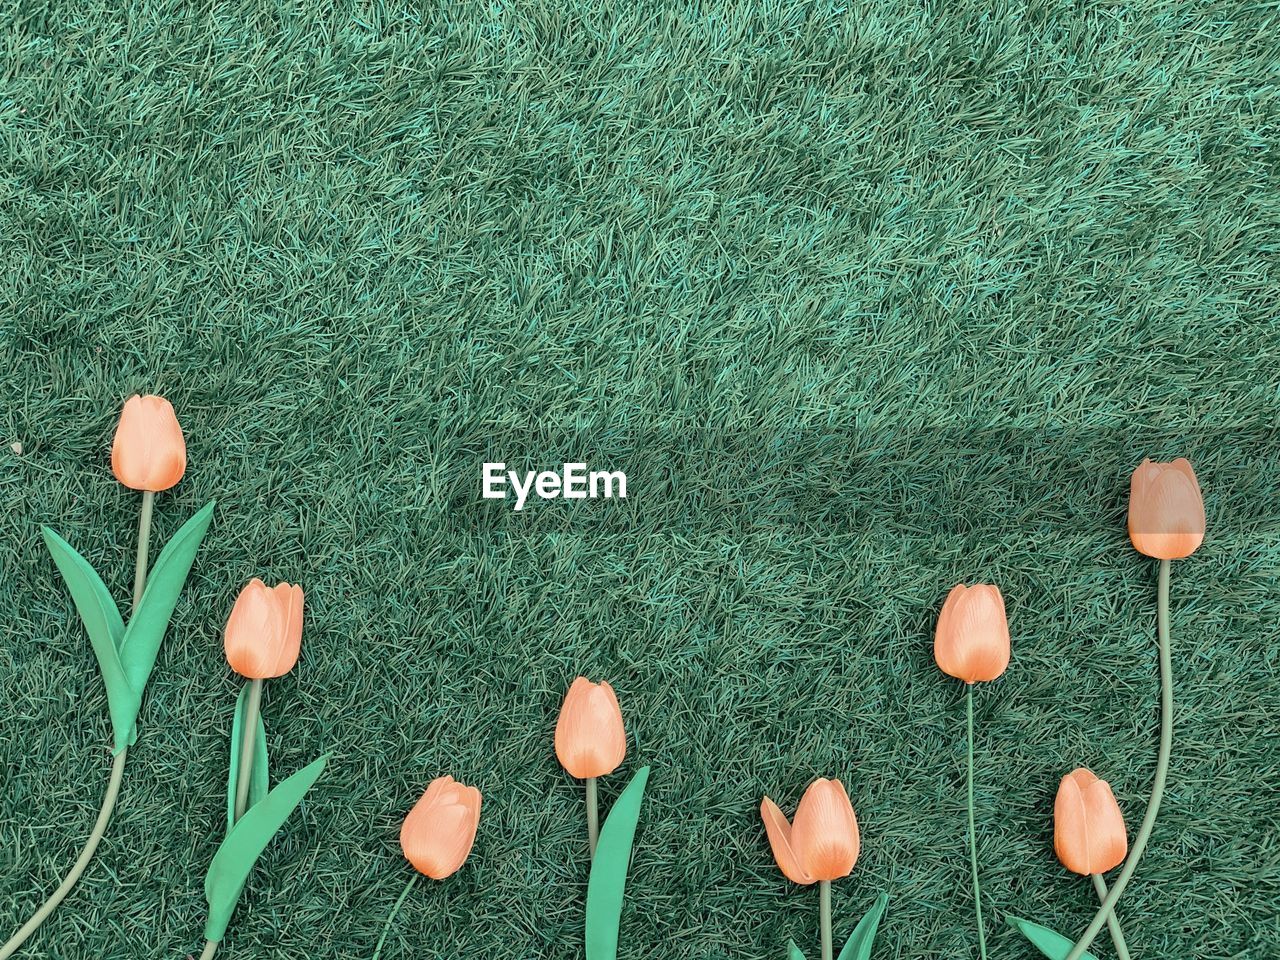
top-left (1, 1), bottom-right (1278, 957)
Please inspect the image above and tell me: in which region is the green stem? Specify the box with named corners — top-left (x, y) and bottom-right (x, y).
top-left (372, 874), bottom-right (418, 960)
top-left (132, 490), bottom-right (155, 610)
top-left (819, 879), bottom-right (832, 960)
top-left (966, 684), bottom-right (988, 960)
top-left (0, 493), bottom-right (155, 958)
top-left (586, 776), bottom-right (599, 858)
top-left (0, 749), bottom-right (128, 960)
top-left (1091, 873), bottom-right (1131, 960)
top-left (233, 678), bottom-right (264, 823)
top-left (1065, 558), bottom-right (1174, 960)
top-left (199, 940), bottom-right (218, 960)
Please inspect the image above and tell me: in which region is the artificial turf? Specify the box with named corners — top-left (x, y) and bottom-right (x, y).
top-left (1, 1), bottom-right (1278, 958)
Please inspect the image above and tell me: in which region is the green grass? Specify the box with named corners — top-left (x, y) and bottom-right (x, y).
top-left (1, 0), bottom-right (1279, 957)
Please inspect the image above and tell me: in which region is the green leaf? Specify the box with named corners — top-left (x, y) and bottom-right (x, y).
top-left (203, 753), bottom-right (328, 944)
top-left (117, 500), bottom-right (215, 711)
top-left (226, 683), bottom-right (269, 833)
top-left (585, 766), bottom-right (650, 960)
top-left (1006, 916), bottom-right (1102, 960)
top-left (837, 891), bottom-right (889, 960)
top-left (41, 503), bottom-right (214, 752)
top-left (42, 527), bottom-right (136, 751)
top-left (787, 940), bottom-right (806, 960)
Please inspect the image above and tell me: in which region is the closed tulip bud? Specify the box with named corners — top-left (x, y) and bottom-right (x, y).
top-left (555, 677), bottom-right (626, 779)
top-left (1054, 768), bottom-right (1127, 875)
top-left (934, 583), bottom-right (1010, 684)
top-left (224, 578), bottom-right (304, 679)
top-left (111, 394), bottom-right (186, 491)
top-left (1128, 458), bottom-right (1205, 560)
top-left (761, 778), bottom-right (861, 884)
top-left (400, 776), bottom-right (482, 879)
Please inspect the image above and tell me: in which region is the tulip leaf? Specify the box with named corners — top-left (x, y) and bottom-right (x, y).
top-left (203, 752), bottom-right (328, 944)
top-left (787, 940), bottom-right (806, 960)
top-left (837, 891), bottom-right (889, 960)
top-left (225, 683), bottom-right (269, 833)
top-left (117, 501), bottom-right (215, 709)
top-left (41, 526), bottom-right (136, 751)
top-left (585, 766), bottom-right (650, 960)
top-left (1006, 916), bottom-right (1102, 960)
top-left (40, 502), bottom-right (213, 753)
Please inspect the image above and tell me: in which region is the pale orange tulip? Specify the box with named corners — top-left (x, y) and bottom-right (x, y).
top-left (934, 583), bottom-right (1010, 684)
top-left (224, 578), bottom-right (304, 679)
top-left (761, 778), bottom-right (860, 884)
top-left (1128, 458), bottom-right (1205, 560)
top-left (1055, 768), bottom-right (1127, 875)
top-left (555, 677), bottom-right (626, 778)
top-left (400, 776), bottom-right (482, 879)
top-left (111, 394), bottom-right (186, 491)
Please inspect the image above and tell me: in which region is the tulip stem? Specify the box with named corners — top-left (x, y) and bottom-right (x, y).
top-left (965, 685), bottom-right (989, 960)
top-left (0, 491), bottom-right (156, 959)
top-left (1065, 558), bottom-right (1174, 960)
top-left (234, 678), bottom-right (264, 823)
top-left (1091, 874), bottom-right (1131, 960)
top-left (819, 879), bottom-right (833, 960)
top-left (199, 940), bottom-right (218, 960)
top-left (586, 776), bottom-right (600, 858)
top-left (0, 749), bottom-right (128, 960)
top-left (372, 873), bottom-right (418, 960)
top-left (132, 490), bottom-right (155, 610)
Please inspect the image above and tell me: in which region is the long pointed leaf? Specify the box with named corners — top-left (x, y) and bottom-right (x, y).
top-left (203, 753), bottom-right (328, 944)
top-left (837, 892), bottom-right (889, 960)
top-left (42, 527), bottom-right (136, 751)
top-left (226, 684), bottom-right (269, 833)
top-left (787, 940), bottom-right (806, 960)
top-left (1006, 916), bottom-right (1102, 960)
top-left (585, 766), bottom-right (650, 960)
top-left (117, 500), bottom-right (214, 742)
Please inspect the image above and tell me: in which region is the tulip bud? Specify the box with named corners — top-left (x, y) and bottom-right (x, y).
top-left (400, 776), bottom-right (482, 879)
top-left (1128, 458), bottom-right (1205, 560)
top-left (934, 583), bottom-right (1010, 684)
top-left (761, 778), bottom-right (861, 885)
top-left (554, 677), bottom-right (626, 779)
top-left (111, 394), bottom-right (186, 491)
top-left (1054, 768), bottom-right (1127, 875)
top-left (224, 579), bottom-right (304, 679)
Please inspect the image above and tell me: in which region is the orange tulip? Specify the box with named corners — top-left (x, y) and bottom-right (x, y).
top-left (111, 394), bottom-right (186, 491)
top-left (555, 677), bottom-right (626, 779)
top-left (934, 583), bottom-right (1010, 684)
top-left (400, 776), bottom-right (482, 879)
top-left (224, 578), bottom-right (304, 679)
top-left (1128, 458), bottom-right (1205, 560)
top-left (761, 778), bottom-right (860, 884)
top-left (1054, 768), bottom-right (1127, 875)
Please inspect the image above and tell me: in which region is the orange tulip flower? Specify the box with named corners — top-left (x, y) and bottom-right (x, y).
top-left (934, 583), bottom-right (1010, 684)
top-left (400, 776), bottom-right (482, 879)
top-left (761, 778), bottom-right (860, 884)
top-left (1128, 458), bottom-right (1205, 560)
top-left (224, 579), bottom-right (304, 679)
top-left (555, 677), bottom-right (626, 779)
top-left (111, 394), bottom-right (187, 492)
top-left (1055, 768), bottom-right (1127, 876)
